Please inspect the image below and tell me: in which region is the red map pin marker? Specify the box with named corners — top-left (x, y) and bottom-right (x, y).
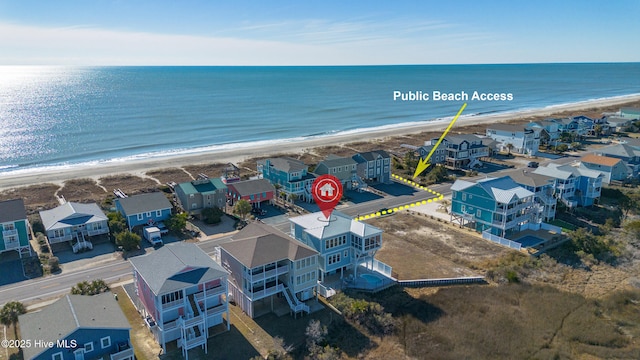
top-left (312, 175), bottom-right (343, 219)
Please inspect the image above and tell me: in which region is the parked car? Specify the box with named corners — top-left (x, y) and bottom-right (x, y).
top-left (527, 161), bottom-right (539, 168)
top-left (251, 208), bottom-right (267, 216)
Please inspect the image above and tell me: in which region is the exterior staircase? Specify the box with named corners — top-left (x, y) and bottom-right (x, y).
top-left (71, 232), bottom-right (93, 253)
top-left (282, 285), bottom-right (310, 315)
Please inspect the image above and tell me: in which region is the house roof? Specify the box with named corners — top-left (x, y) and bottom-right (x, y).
top-left (581, 154), bottom-right (622, 167)
top-left (177, 178), bottom-right (227, 196)
top-left (221, 222), bottom-right (318, 268)
top-left (317, 156), bottom-right (357, 169)
top-left (129, 242), bottom-right (228, 295)
top-left (596, 144), bottom-right (640, 159)
top-left (117, 192), bottom-right (172, 216)
top-left (534, 163), bottom-right (603, 180)
top-left (452, 177), bottom-right (533, 204)
top-left (19, 293), bottom-right (130, 360)
top-left (501, 169), bottom-right (555, 188)
top-left (228, 179), bottom-right (275, 197)
top-left (353, 150), bottom-right (390, 163)
top-left (0, 198), bottom-right (26, 223)
top-left (289, 211), bottom-right (382, 239)
top-left (445, 134), bottom-right (484, 145)
top-left (267, 157), bottom-right (307, 173)
top-left (486, 123), bottom-right (528, 132)
top-left (39, 202), bottom-right (107, 231)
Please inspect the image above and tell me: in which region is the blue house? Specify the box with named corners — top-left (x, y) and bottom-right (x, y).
top-left (451, 176), bottom-right (536, 238)
top-left (289, 211), bottom-right (383, 282)
top-left (258, 157), bottom-right (316, 202)
top-left (0, 199), bottom-right (31, 258)
top-left (116, 192), bottom-right (172, 231)
top-left (19, 293), bottom-right (134, 360)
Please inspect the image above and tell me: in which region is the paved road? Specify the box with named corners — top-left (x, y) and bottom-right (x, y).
top-left (0, 180), bottom-right (450, 307)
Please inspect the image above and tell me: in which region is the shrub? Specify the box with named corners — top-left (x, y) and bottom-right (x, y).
top-left (202, 207), bottom-right (224, 224)
top-left (48, 257), bottom-right (60, 272)
top-left (31, 220), bottom-right (45, 234)
top-left (71, 279), bottom-right (110, 295)
top-left (116, 231), bottom-right (141, 251)
top-left (165, 213), bottom-right (188, 232)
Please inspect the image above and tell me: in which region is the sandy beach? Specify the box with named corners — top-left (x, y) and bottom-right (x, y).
top-left (2, 94), bottom-right (640, 192)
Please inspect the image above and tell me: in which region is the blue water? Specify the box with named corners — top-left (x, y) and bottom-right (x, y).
top-left (1, 64), bottom-right (639, 174)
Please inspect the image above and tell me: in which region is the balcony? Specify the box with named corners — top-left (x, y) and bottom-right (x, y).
top-left (248, 264), bottom-right (289, 283)
top-left (4, 240), bottom-right (20, 249)
top-left (110, 346), bottom-right (134, 360)
top-left (48, 234), bottom-right (73, 244)
top-left (2, 229), bottom-right (17, 238)
top-left (161, 298), bottom-right (184, 310)
top-left (206, 303), bottom-right (226, 316)
top-left (86, 228), bottom-right (108, 237)
top-left (251, 283), bottom-right (284, 300)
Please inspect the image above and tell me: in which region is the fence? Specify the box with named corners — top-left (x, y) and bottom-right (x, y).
top-left (398, 276), bottom-right (486, 288)
top-left (482, 230), bottom-right (522, 251)
top-left (520, 222), bottom-right (562, 234)
top-left (358, 259), bottom-right (393, 278)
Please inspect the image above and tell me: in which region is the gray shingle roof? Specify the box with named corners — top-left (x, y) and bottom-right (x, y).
top-left (117, 192), bottom-right (172, 216)
top-left (267, 157), bottom-right (307, 172)
top-left (353, 150), bottom-right (390, 163)
top-left (487, 123), bottom-right (528, 132)
top-left (501, 169), bottom-right (555, 188)
top-left (222, 222), bottom-right (318, 268)
top-left (129, 242), bottom-right (228, 295)
top-left (0, 198), bottom-right (26, 223)
top-left (317, 156), bottom-right (357, 169)
top-left (39, 202), bottom-right (107, 231)
top-left (19, 293), bottom-right (130, 360)
top-left (228, 179), bottom-right (275, 197)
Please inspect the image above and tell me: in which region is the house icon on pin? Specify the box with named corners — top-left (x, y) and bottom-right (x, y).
top-left (319, 183), bottom-right (335, 198)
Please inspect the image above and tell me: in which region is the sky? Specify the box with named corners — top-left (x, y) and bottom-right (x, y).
top-left (0, 0), bottom-right (638, 66)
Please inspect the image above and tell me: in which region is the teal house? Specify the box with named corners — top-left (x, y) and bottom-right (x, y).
top-left (258, 157), bottom-right (316, 202)
top-left (0, 199), bottom-right (31, 257)
top-left (175, 178), bottom-right (228, 217)
top-left (450, 177), bottom-right (535, 238)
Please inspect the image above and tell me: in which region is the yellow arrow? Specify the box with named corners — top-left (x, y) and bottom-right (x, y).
top-left (413, 102), bottom-right (468, 179)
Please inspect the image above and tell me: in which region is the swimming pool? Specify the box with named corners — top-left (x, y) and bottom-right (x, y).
top-left (361, 273), bottom-right (382, 285)
top-left (516, 235), bottom-right (545, 247)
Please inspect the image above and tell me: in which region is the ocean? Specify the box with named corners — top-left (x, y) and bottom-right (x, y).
top-left (1, 63), bottom-right (639, 174)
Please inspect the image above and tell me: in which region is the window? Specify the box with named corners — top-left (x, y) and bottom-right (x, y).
top-left (52, 353), bottom-right (63, 360)
top-left (461, 205), bottom-right (466, 212)
top-left (100, 336), bottom-right (111, 349)
top-left (156, 210), bottom-right (162, 217)
top-left (476, 209), bottom-right (482, 217)
top-left (84, 342), bottom-right (94, 352)
top-left (146, 212), bottom-right (152, 217)
top-left (462, 193), bottom-right (466, 201)
top-left (344, 250), bottom-right (348, 258)
top-left (74, 349), bottom-right (85, 359)
top-left (137, 213), bottom-right (143, 221)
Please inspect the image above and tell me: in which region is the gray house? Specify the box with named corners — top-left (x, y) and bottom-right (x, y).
top-left (19, 293), bottom-right (134, 360)
top-left (314, 155), bottom-right (362, 190)
top-left (352, 150), bottom-right (391, 184)
top-left (418, 134), bottom-right (490, 170)
top-left (130, 242), bottom-right (230, 356)
top-left (39, 202), bottom-right (109, 252)
top-left (175, 178), bottom-right (228, 216)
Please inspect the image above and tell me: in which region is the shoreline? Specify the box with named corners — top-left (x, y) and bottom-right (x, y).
top-left (2, 94), bottom-right (640, 191)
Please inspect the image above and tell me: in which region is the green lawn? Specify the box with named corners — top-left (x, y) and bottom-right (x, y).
top-left (549, 219), bottom-right (578, 231)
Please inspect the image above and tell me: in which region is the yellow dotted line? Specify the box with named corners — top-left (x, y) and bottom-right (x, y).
top-left (354, 174), bottom-right (444, 221)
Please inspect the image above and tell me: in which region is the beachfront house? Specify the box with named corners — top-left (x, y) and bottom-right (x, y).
top-left (352, 150), bottom-right (391, 184)
top-left (534, 163), bottom-right (603, 207)
top-left (527, 120), bottom-right (562, 146)
top-left (39, 202), bottom-right (108, 252)
top-left (314, 155), bottom-right (363, 190)
top-left (620, 107), bottom-right (640, 120)
top-left (258, 157), bottom-right (316, 202)
top-left (606, 116), bottom-right (633, 132)
top-left (226, 178), bottom-right (275, 208)
top-left (129, 242), bottom-right (230, 356)
top-left (419, 134), bottom-right (490, 170)
top-left (579, 154), bottom-right (631, 184)
top-left (502, 169), bottom-right (557, 222)
top-left (219, 222), bottom-right (319, 318)
top-left (289, 211), bottom-right (384, 284)
top-left (486, 124), bottom-right (540, 155)
top-left (116, 192), bottom-right (172, 231)
top-left (175, 178), bottom-right (228, 216)
top-left (0, 199), bottom-right (31, 258)
top-left (450, 176), bottom-right (536, 238)
top-left (19, 293), bottom-right (134, 360)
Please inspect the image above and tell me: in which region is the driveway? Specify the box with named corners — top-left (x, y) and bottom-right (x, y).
top-left (0, 254), bottom-right (26, 286)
